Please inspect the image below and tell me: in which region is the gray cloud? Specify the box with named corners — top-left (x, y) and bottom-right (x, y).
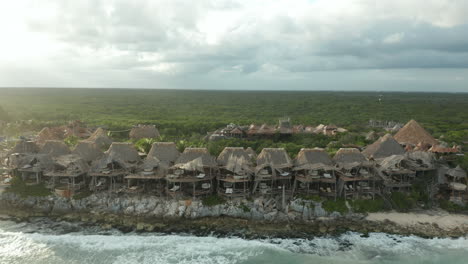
top-left (1, 0), bottom-right (468, 91)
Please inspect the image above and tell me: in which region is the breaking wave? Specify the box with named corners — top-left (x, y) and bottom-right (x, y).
top-left (0, 219), bottom-right (467, 264)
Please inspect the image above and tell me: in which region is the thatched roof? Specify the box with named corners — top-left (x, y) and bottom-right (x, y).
top-left (256, 148), bottom-right (292, 168)
top-left (50, 154), bottom-right (89, 174)
top-left (174, 148), bottom-right (217, 168)
top-left (10, 153), bottom-right (55, 171)
top-left (72, 141), bottom-right (104, 163)
top-left (362, 134), bottom-right (405, 159)
top-left (105, 142), bottom-right (141, 164)
top-left (394, 120), bottom-right (437, 146)
top-left (225, 155), bottom-right (253, 174)
top-left (217, 147), bottom-right (253, 166)
top-left (294, 148), bottom-right (334, 170)
top-left (37, 127), bottom-right (65, 144)
top-left (8, 140), bottom-right (39, 155)
top-left (446, 165), bottom-right (467, 179)
top-left (147, 142), bottom-right (180, 165)
top-left (39, 140), bottom-right (71, 157)
top-left (333, 148), bottom-right (370, 169)
top-left (129, 125), bottom-right (160, 140)
top-left (86, 128), bottom-right (112, 148)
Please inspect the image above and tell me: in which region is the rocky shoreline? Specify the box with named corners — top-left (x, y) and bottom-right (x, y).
top-left (1, 192), bottom-right (467, 238)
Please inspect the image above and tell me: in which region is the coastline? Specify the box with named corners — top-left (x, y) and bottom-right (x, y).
top-left (1, 192), bottom-right (467, 239)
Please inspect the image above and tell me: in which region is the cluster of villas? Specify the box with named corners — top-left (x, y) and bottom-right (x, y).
top-left (1, 120), bottom-right (466, 204)
top-left (207, 118), bottom-right (348, 141)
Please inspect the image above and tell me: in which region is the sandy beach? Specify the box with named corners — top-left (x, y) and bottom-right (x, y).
top-left (367, 211), bottom-right (468, 231)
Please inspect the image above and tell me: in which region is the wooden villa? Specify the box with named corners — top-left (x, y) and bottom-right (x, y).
top-left (43, 154), bottom-right (89, 197)
top-left (216, 147), bottom-right (254, 198)
top-left (89, 142), bottom-right (141, 192)
top-left (333, 148), bottom-right (379, 199)
top-left (125, 142), bottom-right (179, 195)
top-left (253, 148), bottom-right (293, 196)
top-left (377, 155), bottom-right (416, 193)
top-left (166, 148), bottom-right (217, 198)
top-left (292, 148), bottom-right (337, 199)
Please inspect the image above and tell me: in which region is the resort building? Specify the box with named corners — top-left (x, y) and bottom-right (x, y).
top-left (292, 148), bottom-right (337, 199)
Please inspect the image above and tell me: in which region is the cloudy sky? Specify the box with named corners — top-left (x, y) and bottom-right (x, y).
top-left (1, 0), bottom-right (468, 92)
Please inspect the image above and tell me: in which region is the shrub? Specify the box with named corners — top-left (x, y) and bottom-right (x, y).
top-left (64, 136), bottom-right (79, 147)
top-left (438, 199), bottom-right (468, 213)
top-left (390, 192), bottom-right (416, 212)
top-left (202, 195), bottom-right (226, 207)
top-left (72, 189), bottom-right (93, 200)
top-left (238, 203), bottom-right (250, 213)
top-left (350, 199), bottom-right (385, 213)
top-left (322, 199), bottom-right (348, 214)
top-left (297, 194), bottom-right (323, 202)
top-left (7, 176), bottom-right (51, 197)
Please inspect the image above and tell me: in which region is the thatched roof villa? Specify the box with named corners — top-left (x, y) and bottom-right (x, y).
top-left (292, 148), bottom-right (336, 198)
top-left (394, 120), bottom-right (438, 148)
top-left (89, 142), bottom-right (141, 192)
top-left (333, 148), bottom-right (378, 199)
top-left (216, 147), bottom-right (254, 198)
top-left (167, 147), bottom-right (217, 198)
top-left (44, 154), bottom-right (90, 196)
top-left (254, 148), bottom-right (293, 195)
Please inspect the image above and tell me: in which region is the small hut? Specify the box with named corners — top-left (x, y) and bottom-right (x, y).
top-left (72, 141), bottom-right (104, 164)
top-left (377, 155), bottom-right (415, 193)
top-left (394, 120), bottom-right (438, 148)
top-left (89, 143), bottom-right (141, 192)
top-left (86, 128), bottom-right (112, 149)
top-left (333, 148), bottom-right (378, 199)
top-left (39, 140), bottom-right (71, 157)
top-left (217, 147), bottom-right (254, 198)
top-left (292, 148), bottom-right (337, 199)
top-left (43, 154), bottom-right (89, 197)
top-left (129, 125), bottom-right (160, 140)
top-left (253, 148), bottom-right (293, 196)
top-left (166, 148), bottom-right (217, 198)
top-left (362, 134), bottom-right (405, 160)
